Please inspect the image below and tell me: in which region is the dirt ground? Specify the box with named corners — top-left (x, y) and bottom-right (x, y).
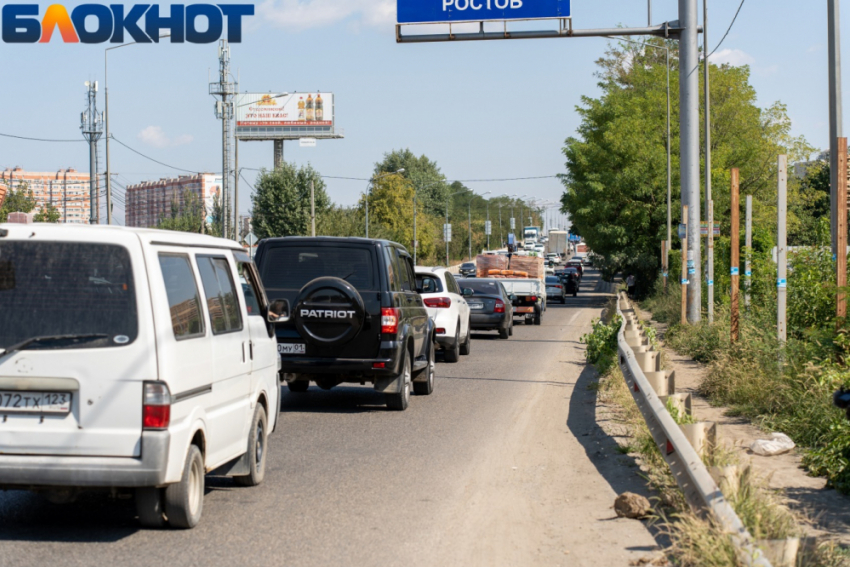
top-left (634, 305), bottom-right (850, 546)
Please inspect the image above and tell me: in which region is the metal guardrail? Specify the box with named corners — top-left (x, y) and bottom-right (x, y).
top-left (615, 292), bottom-right (773, 567)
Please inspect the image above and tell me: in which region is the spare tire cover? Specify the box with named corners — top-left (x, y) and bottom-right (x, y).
top-left (294, 277), bottom-right (366, 347)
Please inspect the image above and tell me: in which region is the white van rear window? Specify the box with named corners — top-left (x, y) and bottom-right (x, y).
top-left (0, 242), bottom-right (138, 349)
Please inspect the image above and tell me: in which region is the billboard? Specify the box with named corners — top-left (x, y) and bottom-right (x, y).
top-left (235, 93), bottom-right (336, 140)
top-left (397, 0), bottom-right (570, 24)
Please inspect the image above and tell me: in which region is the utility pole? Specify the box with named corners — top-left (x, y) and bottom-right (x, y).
top-left (829, 0), bottom-right (843, 254)
top-left (310, 179), bottom-right (316, 237)
top-left (468, 197), bottom-right (472, 260)
top-left (838, 137), bottom-right (848, 323)
top-left (730, 172), bottom-right (739, 343)
top-left (681, 204), bottom-right (688, 326)
top-left (703, 0), bottom-right (713, 323)
top-left (777, 156), bottom-right (788, 343)
top-left (680, 0), bottom-right (702, 322)
top-left (234, 138), bottom-right (239, 239)
top-left (745, 195), bottom-right (752, 309)
top-left (80, 81), bottom-right (103, 225)
top-left (210, 39), bottom-right (237, 240)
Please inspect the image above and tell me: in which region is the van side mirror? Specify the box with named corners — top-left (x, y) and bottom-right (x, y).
top-left (267, 299), bottom-right (291, 323)
top-left (462, 288), bottom-right (474, 297)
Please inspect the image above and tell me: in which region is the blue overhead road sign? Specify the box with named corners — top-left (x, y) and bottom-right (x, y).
top-left (397, 0), bottom-right (570, 24)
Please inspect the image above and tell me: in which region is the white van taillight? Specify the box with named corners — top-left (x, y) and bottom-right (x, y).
top-left (381, 307), bottom-right (400, 335)
top-left (143, 382), bottom-right (171, 430)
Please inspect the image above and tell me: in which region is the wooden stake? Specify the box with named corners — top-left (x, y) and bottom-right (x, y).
top-left (838, 137), bottom-right (847, 324)
top-left (731, 169), bottom-right (740, 343)
top-left (681, 205), bottom-right (688, 326)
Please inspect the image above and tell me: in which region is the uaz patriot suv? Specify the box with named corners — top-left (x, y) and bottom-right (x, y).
top-left (254, 237), bottom-right (436, 411)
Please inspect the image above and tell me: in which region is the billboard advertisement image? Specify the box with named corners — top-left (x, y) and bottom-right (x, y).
top-left (235, 92), bottom-right (335, 139)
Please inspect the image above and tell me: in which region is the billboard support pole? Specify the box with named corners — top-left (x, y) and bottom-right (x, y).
top-left (274, 140), bottom-right (284, 169)
top-left (829, 0), bottom-right (843, 255)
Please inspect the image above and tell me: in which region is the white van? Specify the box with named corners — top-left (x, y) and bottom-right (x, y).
top-left (0, 224), bottom-right (288, 529)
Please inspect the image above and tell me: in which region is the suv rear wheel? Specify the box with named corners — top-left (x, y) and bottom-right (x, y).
top-left (413, 340), bottom-right (435, 396)
top-left (386, 352), bottom-right (411, 411)
top-left (459, 321), bottom-right (472, 356)
top-left (444, 324), bottom-right (460, 363)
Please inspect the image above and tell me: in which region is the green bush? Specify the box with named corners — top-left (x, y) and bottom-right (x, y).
top-left (581, 315), bottom-right (622, 376)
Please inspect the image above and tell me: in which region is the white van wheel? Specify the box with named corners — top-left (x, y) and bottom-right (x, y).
top-left (135, 487), bottom-right (166, 528)
top-left (234, 404), bottom-right (268, 487)
top-left (165, 444), bottom-right (205, 529)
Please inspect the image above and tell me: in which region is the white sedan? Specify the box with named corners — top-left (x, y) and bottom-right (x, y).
top-left (415, 267), bottom-right (472, 362)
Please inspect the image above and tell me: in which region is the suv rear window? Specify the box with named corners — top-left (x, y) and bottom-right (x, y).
top-left (261, 246), bottom-right (375, 290)
top-left (0, 241), bottom-right (138, 349)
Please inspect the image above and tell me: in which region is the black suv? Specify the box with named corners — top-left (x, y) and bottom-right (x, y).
top-left (254, 237), bottom-right (435, 411)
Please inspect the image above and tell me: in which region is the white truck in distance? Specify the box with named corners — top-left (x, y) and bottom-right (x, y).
top-left (548, 230), bottom-right (568, 259)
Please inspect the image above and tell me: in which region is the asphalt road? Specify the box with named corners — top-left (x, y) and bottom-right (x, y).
top-left (0, 269), bottom-right (659, 567)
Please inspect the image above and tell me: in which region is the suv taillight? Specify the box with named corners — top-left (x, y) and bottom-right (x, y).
top-left (424, 297), bottom-right (452, 309)
top-left (143, 382), bottom-right (171, 430)
top-left (381, 307), bottom-right (400, 335)
top-left (494, 300), bottom-right (505, 313)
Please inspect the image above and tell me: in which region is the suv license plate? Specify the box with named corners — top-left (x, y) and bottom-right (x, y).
top-left (0, 391), bottom-right (71, 413)
top-left (278, 343), bottom-right (306, 355)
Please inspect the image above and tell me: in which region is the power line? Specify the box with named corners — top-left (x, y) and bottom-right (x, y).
top-left (707, 0), bottom-right (746, 60)
top-left (110, 136), bottom-right (209, 175)
top-left (0, 131), bottom-right (84, 143)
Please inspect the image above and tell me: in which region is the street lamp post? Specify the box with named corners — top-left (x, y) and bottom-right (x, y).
top-left (104, 34), bottom-right (169, 225)
top-left (365, 169), bottom-right (404, 238)
top-left (446, 188), bottom-right (470, 265)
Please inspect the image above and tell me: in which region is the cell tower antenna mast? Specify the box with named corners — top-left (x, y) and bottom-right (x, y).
top-left (210, 39), bottom-right (237, 239)
top-left (81, 81), bottom-right (103, 224)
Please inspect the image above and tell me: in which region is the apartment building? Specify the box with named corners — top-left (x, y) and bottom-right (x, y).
top-left (125, 173), bottom-right (221, 228)
top-left (0, 167), bottom-right (94, 223)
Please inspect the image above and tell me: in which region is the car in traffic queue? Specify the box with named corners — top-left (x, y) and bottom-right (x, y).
top-left (545, 275), bottom-right (567, 304)
top-left (566, 259), bottom-right (584, 280)
top-left (0, 224), bottom-right (283, 529)
top-left (455, 278), bottom-right (514, 339)
top-left (414, 267), bottom-right (472, 362)
top-left (253, 237), bottom-right (436, 410)
top-left (459, 262), bottom-right (477, 277)
top-left (558, 270), bottom-right (580, 297)
top-left (545, 253), bottom-right (561, 265)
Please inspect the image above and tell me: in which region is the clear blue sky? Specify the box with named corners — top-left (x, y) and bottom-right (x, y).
top-left (0, 0), bottom-right (845, 225)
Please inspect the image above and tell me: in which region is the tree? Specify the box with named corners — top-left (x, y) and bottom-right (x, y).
top-left (0, 185), bottom-right (36, 223)
top-left (250, 163), bottom-right (330, 240)
top-left (158, 189), bottom-right (206, 233)
top-left (358, 175), bottom-right (438, 259)
top-left (208, 192), bottom-right (224, 237)
top-left (317, 205), bottom-right (363, 238)
top-left (560, 39), bottom-right (813, 295)
top-left (34, 202), bottom-right (61, 223)
top-left (374, 149), bottom-right (449, 218)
